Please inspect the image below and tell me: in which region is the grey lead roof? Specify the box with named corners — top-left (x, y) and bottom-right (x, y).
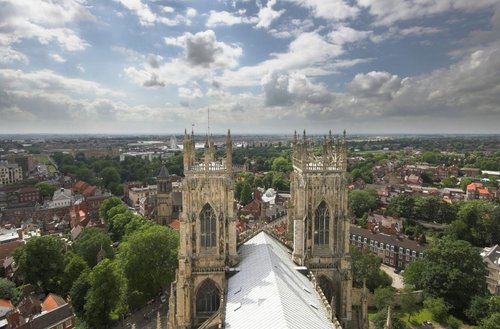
top-left (225, 232), bottom-right (337, 329)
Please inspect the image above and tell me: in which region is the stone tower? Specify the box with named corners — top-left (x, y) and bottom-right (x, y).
top-left (156, 165), bottom-right (172, 225)
top-left (290, 130), bottom-right (353, 327)
top-left (168, 130), bottom-right (238, 329)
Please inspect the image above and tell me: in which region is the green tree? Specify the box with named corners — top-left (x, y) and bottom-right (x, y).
top-left (61, 252), bottom-right (89, 296)
top-left (13, 235), bottom-right (65, 292)
top-left (35, 182), bottom-right (56, 199)
top-left (348, 189), bottom-right (378, 218)
top-left (459, 177), bottom-right (474, 191)
top-left (400, 286), bottom-right (419, 321)
top-left (119, 225), bottom-right (179, 310)
top-left (99, 197), bottom-right (123, 223)
top-left (0, 278), bottom-right (16, 300)
top-left (85, 259), bottom-right (125, 329)
top-left (73, 227), bottom-right (114, 268)
top-left (374, 287), bottom-right (395, 311)
top-left (351, 246), bottom-right (392, 291)
top-left (271, 156), bottom-right (292, 173)
top-left (388, 194), bottom-right (415, 219)
top-left (423, 297), bottom-right (449, 323)
top-left (441, 176), bottom-right (458, 188)
top-left (466, 295), bottom-right (489, 324)
top-left (76, 167), bottom-right (96, 184)
top-left (69, 272), bottom-right (90, 318)
top-left (240, 182), bottom-right (253, 206)
top-left (109, 211), bottom-right (141, 242)
top-left (101, 166), bottom-right (121, 189)
top-left (479, 313), bottom-right (500, 329)
top-left (404, 238), bottom-right (487, 314)
top-left (414, 196), bottom-right (441, 222)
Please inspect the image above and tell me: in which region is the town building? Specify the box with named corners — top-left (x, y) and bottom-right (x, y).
top-left (466, 182), bottom-right (493, 200)
top-left (481, 245), bottom-right (500, 295)
top-left (49, 188), bottom-right (73, 208)
top-left (0, 163), bottom-right (22, 186)
top-left (127, 185), bottom-right (157, 208)
top-left (350, 226), bottom-right (425, 269)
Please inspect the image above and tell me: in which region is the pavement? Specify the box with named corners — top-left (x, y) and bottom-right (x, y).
top-left (380, 263), bottom-right (404, 289)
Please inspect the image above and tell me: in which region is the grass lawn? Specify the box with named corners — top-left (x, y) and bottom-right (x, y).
top-left (33, 155), bottom-right (51, 165)
top-left (402, 308), bottom-right (433, 326)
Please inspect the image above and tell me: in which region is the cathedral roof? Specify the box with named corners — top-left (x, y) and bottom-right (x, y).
top-left (157, 165), bottom-right (169, 178)
top-left (225, 232), bottom-right (338, 329)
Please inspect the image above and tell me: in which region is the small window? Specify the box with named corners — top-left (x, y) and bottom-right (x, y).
top-left (65, 319), bottom-right (72, 327)
top-left (412, 250), bottom-right (416, 257)
top-left (380, 243), bottom-right (384, 249)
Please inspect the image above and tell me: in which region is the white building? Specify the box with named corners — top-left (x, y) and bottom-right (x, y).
top-left (49, 188), bottom-right (73, 208)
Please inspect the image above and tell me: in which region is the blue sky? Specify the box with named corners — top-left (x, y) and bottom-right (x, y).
top-left (1, 0), bottom-right (499, 134)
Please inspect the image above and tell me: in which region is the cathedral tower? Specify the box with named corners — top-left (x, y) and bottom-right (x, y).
top-left (156, 165), bottom-right (172, 225)
top-left (290, 130), bottom-right (353, 327)
top-left (169, 130), bottom-right (238, 329)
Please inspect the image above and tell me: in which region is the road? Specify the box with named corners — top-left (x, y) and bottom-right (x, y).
top-left (113, 298), bottom-right (169, 329)
top-left (380, 263), bottom-right (404, 289)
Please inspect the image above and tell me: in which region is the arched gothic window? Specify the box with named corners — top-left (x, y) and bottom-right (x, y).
top-left (196, 280), bottom-right (220, 318)
top-left (200, 203), bottom-right (216, 248)
top-left (314, 201), bottom-right (329, 245)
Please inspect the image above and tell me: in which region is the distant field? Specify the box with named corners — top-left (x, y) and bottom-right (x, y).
top-left (33, 155), bottom-right (51, 165)
top-left (33, 155), bottom-right (58, 173)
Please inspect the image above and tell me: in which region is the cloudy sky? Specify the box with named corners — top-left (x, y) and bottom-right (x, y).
top-left (1, 0), bottom-right (499, 135)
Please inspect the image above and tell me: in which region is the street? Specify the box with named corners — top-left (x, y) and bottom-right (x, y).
top-left (113, 298), bottom-right (169, 329)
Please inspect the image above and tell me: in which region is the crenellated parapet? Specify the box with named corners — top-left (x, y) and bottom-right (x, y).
top-left (183, 129), bottom-right (233, 174)
top-left (292, 130), bottom-right (347, 173)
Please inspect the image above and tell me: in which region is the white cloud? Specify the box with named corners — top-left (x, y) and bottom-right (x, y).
top-left (76, 64), bottom-right (85, 73)
top-left (261, 71), bottom-right (333, 106)
top-left (115, 0), bottom-right (156, 25)
top-left (162, 6), bottom-right (174, 14)
top-left (165, 30), bottom-right (242, 69)
top-left (186, 7), bottom-right (197, 18)
top-left (0, 0), bottom-right (92, 51)
top-left (289, 0), bottom-right (359, 20)
top-left (50, 53), bottom-right (67, 63)
top-left (220, 31), bottom-right (343, 86)
top-left (348, 71), bottom-right (404, 100)
top-left (256, 0), bottom-right (285, 29)
top-left (357, 0), bottom-right (498, 26)
top-left (206, 10), bottom-right (258, 27)
top-left (0, 47), bottom-right (28, 64)
top-left (328, 26), bottom-right (372, 45)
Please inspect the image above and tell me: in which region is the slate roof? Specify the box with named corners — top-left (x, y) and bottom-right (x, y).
top-left (19, 303), bottom-right (74, 329)
top-left (225, 232), bottom-right (337, 329)
top-left (158, 165), bottom-right (169, 178)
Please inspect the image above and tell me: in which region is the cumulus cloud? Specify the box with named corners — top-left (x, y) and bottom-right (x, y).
top-left (328, 26), bottom-right (372, 45)
top-left (348, 71), bottom-right (405, 100)
top-left (256, 0), bottom-right (285, 29)
top-left (165, 30), bottom-right (242, 69)
top-left (261, 71), bottom-right (333, 106)
top-left (288, 0), bottom-right (359, 20)
top-left (0, 0), bottom-right (92, 51)
top-left (206, 10), bottom-right (258, 27)
top-left (220, 31), bottom-right (342, 86)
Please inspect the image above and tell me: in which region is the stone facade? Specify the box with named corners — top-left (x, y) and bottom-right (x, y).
top-left (290, 130), bottom-right (353, 327)
top-left (156, 165), bottom-right (173, 225)
top-left (168, 130), bottom-right (238, 329)
top-left (168, 129), bottom-right (356, 328)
